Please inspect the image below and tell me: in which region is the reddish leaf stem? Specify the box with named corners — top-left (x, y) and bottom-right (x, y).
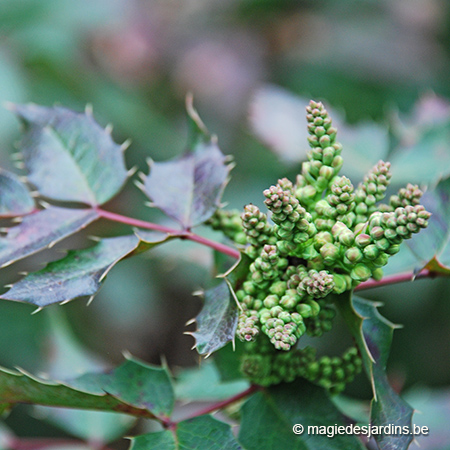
top-left (95, 208), bottom-right (240, 259)
top-left (179, 384), bottom-right (261, 422)
top-left (355, 268), bottom-right (433, 291)
top-left (97, 208), bottom-right (445, 290)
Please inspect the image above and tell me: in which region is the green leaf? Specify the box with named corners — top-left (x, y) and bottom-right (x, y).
top-left (11, 103), bottom-right (129, 206)
top-left (0, 206), bottom-right (98, 268)
top-left (239, 380), bottom-right (365, 450)
top-left (0, 356), bottom-right (174, 419)
top-left (0, 168), bottom-right (34, 217)
top-left (336, 294), bottom-right (414, 450)
top-left (175, 360), bottom-right (248, 402)
top-left (0, 234), bottom-right (156, 307)
top-left (142, 103), bottom-right (231, 229)
top-left (36, 309), bottom-right (135, 442)
top-left (213, 341), bottom-right (246, 382)
top-left (130, 415), bottom-right (242, 450)
top-left (69, 357), bottom-right (174, 418)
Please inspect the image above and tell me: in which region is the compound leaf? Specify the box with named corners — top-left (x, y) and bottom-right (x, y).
top-left (0, 356), bottom-right (173, 420)
top-left (130, 415), bottom-right (242, 450)
top-left (0, 206), bottom-right (99, 268)
top-left (0, 168), bottom-right (34, 217)
top-left (142, 102), bottom-right (231, 229)
top-left (336, 294), bottom-right (414, 450)
top-left (238, 379), bottom-right (365, 450)
top-left (11, 103), bottom-right (129, 206)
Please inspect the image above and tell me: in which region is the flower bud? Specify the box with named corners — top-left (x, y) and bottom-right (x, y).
top-left (351, 264), bottom-right (372, 282)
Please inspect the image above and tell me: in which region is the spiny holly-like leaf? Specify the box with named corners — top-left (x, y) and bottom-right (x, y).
top-left (239, 379), bottom-right (365, 450)
top-left (10, 103), bottom-right (129, 206)
top-left (141, 102), bottom-right (231, 229)
top-left (129, 415), bottom-right (242, 450)
top-left (336, 294), bottom-right (414, 450)
top-left (0, 168), bottom-right (34, 217)
top-left (189, 254), bottom-right (251, 356)
top-left (189, 280), bottom-right (238, 357)
top-left (69, 356), bottom-right (174, 418)
top-left (0, 206), bottom-right (99, 268)
top-left (36, 309), bottom-right (135, 441)
top-left (0, 233), bottom-right (171, 307)
top-left (0, 356), bottom-right (173, 420)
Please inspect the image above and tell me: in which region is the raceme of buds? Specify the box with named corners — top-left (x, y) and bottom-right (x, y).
top-left (207, 100), bottom-right (431, 391)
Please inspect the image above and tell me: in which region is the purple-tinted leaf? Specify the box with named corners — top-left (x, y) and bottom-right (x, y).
top-left (190, 280), bottom-right (238, 357)
top-left (0, 206), bottom-right (98, 268)
top-left (405, 177), bottom-right (450, 274)
top-left (0, 235), bottom-right (139, 307)
top-left (0, 168), bottom-right (34, 217)
top-left (142, 103), bottom-right (231, 229)
top-left (190, 253), bottom-right (251, 356)
top-left (11, 103), bottom-right (129, 206)
top-left (337, 294), bottom-right (414, 450)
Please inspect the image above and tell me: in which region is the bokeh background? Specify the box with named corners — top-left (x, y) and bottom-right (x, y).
top-left (1, 0), bottom-right (450, 447)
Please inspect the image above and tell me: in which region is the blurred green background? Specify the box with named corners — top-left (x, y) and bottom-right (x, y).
top-left (1, 0), bottom-right (450, 448)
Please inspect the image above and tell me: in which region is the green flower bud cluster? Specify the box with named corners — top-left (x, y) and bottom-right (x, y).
top-left (207, 209), bottom-right (247, 245)
top-left (303, 347), bottom-right (363, 394)
top-left (240, 336), bottom-right (362, 393)
top-left (354, 160), bottom-right (392, 224)
top-left (209, 100), bottom-right (430, 390)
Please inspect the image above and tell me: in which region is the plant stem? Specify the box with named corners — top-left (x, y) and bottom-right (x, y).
top-left (95, 208), bottom-right (241, 259)
top-left (180, 384), bottom-right (261, 422)
top-left (356, 268), bottom-right (433, 291)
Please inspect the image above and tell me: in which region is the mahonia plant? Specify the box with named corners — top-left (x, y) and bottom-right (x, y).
top-left (0, 97), bottom-right (440, 450)
top-left (209, 101), bottom-right (430, 393)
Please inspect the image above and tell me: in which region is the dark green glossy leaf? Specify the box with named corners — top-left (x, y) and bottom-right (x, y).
top-left (213, 341), bottom-right (246, 382)
top-left (69, 357), bottom-right (174, 418)
top-left (142, 103), bottom-right (231, 229)
top-left (239, 379), bottom-right (365, 450)
top-left (0, 206), bottom-right (98, 268)
top-left (0, 168), bottom-right (34, 217)
top-left (175, 360), bottom-right (248, 402)
top-left (0, 356), bottom-right (173, 419)
top-left (36, 309), bottom-right (135, 441)
top-left (130, 415), bottom-right (242, 450)
top-left (337, 294), bottom-right (414, 450)
top-left (11, 103), bottom-right (128, 206)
